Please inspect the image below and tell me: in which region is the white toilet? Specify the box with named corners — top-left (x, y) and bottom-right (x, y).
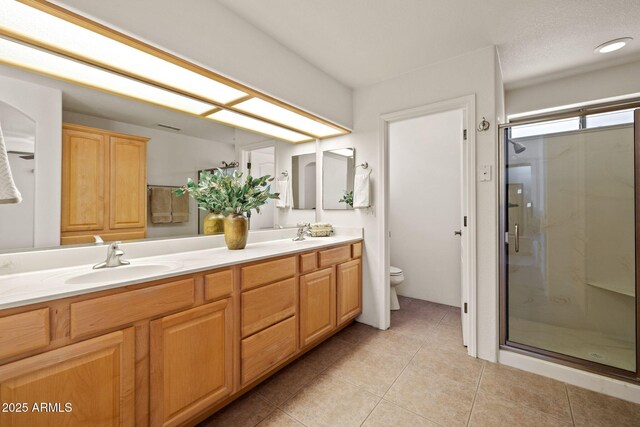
top-left (390, 266), bottom-right (404, 310)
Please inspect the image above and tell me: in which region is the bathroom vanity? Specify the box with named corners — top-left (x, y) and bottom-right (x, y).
top-left (0, 235), bottom-right (362, 426)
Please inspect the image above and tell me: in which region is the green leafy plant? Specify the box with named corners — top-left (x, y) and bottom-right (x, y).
top-left (175, 170), bottom-right (226, 213)
top-left (339, 190), bottom-right (354, 207)
top-left (176, 169), bottom-right (279, 215)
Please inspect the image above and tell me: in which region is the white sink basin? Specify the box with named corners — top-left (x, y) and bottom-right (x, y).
top-left (49, 263), bottom-right (182, 285)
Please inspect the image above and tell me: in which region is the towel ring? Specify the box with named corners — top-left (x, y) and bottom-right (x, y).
top-left (281, 171), bottom-right (289, 177)
top-left (356, 162), bottom-right (369, 169)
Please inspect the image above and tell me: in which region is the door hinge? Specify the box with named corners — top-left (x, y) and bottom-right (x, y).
top-left (464, 216), bottom-right (467, 227)
top-left (463, 129), bottom-right (467, 140)
top-left (464, 302), bottom-right (468, 314)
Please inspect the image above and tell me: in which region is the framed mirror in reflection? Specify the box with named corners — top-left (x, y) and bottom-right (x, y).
top-left (323, 148), bottom-right (355, 210)
top-left (0, 61), bottom-right (285, 253)
top-left (292, 153), bottom-right (316, 210)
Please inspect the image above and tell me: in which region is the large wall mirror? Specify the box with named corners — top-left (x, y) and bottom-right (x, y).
top-left (0, 101), bottom-right (36, 251)
top-left (0, 60), bottom-right (276, 252)
top-left (323, 147), bottom-right (355, 210)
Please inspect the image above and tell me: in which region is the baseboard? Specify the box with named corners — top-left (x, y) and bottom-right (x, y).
top-left (499, 349), bottom-right (640, 404)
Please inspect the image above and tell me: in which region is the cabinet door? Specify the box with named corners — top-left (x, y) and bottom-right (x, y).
top-left (61, 128), bottom-right (108, 232)
top-left (0, 328), bottom-right (135, 427)
top-left (337, 259), bottom-right (362, 326)
top-left (299, 267), bottom-right (336, 347)
top-left (110, 137), bottom-right (146, 230)
top-left (150, 300), bottom-right (233, 427)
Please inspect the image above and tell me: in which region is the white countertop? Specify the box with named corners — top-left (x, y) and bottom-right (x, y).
top-left (0, 235), bottom-right (362, 310)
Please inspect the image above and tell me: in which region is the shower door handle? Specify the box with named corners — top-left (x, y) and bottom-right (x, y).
top-left (514, 223), bottom-right (520, 253)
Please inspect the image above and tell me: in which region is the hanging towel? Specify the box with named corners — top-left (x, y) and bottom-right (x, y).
top-left (171, 191), bottom-right (189, 223)
top-left (150, 187), bottom-right (172, 223)
top-left (353, 169), bottom-right (371, 209)
top-left (276, 176), bottom-right (292, 209)
top-left (0, 122), bottom-right (22, 204)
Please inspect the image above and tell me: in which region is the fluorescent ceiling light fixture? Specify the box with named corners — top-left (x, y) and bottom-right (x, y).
top-left (208, 110), bottom-right (311, 143)
top-left (0, 38), bottom-right (214, 115)
top-left (233, 98), bottom-right (344, 137)
top-left (594, 37), bottom-right (633, 54)
top-left (0, 0), bottom-right (247, 104)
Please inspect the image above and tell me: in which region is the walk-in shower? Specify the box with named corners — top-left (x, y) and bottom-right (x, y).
top-left (500, 105), bottom-right (639, 381)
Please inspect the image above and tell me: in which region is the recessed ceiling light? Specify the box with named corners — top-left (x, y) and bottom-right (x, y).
top-left (595, 37), bottom-right (633, 54)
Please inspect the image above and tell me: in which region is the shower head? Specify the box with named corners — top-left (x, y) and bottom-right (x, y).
top-left (509, 140), bottom-right (526, 154)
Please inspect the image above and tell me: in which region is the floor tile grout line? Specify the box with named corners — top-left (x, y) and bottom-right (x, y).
top-left (465, 361), bottom-right (486, 426)
top-left (565, 384), bottom-right (576, 426)
top-left (250, 394), bottom-right (279, 427)
top-left (358, 396), bottom-right (383, 427)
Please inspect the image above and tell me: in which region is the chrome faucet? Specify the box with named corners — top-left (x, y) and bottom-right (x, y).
top-left (293, 223), bottom-right (311, 241)
top-left (93, 241), bottom-right (130, 269)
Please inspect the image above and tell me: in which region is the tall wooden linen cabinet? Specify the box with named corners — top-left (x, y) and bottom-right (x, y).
top-left (61, 123), bottom-right (149, 245)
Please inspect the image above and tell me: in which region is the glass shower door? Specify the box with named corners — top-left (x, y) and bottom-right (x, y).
top-left (503, 112), bottom-right (637, 375)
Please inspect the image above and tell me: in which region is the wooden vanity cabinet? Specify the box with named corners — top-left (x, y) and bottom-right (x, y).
top-left (0, 241), bottom-right (362, 426)
top-left (150, 300), bottom-right (233, 427)
top-left (299, 267), bottom-right (336, 348)
top-left (61, 124), bottom-right (148, 245)
top-left (337, 258), bottom-right (362, 326)
top-left (0, 328), bottom-right (135, 427)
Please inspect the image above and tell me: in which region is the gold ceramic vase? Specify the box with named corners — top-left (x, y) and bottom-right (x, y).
top-left (203, 212), bottom-right (225, 235)
top-left (224, 213), bottom-right (248, 250)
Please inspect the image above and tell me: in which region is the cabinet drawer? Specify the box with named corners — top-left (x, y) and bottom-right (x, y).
top-left (241, 278), bottom-right (296, 337)
top-left (241, 316), bottom-right (296, 385)
top-left (204, 269), bottom-right (233, 301)
top-left (70, 278), bottom-right (195, 339)
top-left (299, 252), bottom-right (318, 274)
top-left (241, 256), bottom-right (296, 291)
top-left (352, 242), bottom-right (362, 258)
top-left (0, 308), bottom-right (50, 360)
top-left (318, 245), bottom-right (351, 268)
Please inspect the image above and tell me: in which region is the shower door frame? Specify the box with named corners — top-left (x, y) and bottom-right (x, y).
top-left (498, 101), bottom-right (640, 384)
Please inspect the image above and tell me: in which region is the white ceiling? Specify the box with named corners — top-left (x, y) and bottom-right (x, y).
top-left (217, 0), bottom-right (640, 89)
top-left (0, 64), bottom-right (267, 145)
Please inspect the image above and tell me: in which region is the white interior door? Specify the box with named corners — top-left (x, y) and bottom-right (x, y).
top-left (460, 115), bottom-right (469, 347)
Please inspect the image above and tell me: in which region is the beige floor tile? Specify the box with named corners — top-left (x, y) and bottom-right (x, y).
top-left (256, 359), bottom-right (322, 406)
top-left (411, 339), bottom-right (484, 387)
top-left (384, 364), bottom-right (477, 426)
top-left (256, 409), bottom-right (304, 427)
top-left (335, 321), bottom-right (378, 344)
top-left (424, 322), bottom-right (467, 354)
top-left (301, 336), bottom-right (354, 372)
top-left (281, 374), bottom-right (380, 427)
top-left (356, 328), bottom-right (422, 363)
top-left (440, 308), bottom-right (462, 327)
top-left (567, 384), bottom-right (640, 427)
top-left (478, 363), bottom-right (572, 423)
top-left (389, 310), bottom-right (439, 340)
top-left (203, 392), bottom-right (274, 427)
top-left (397, 297), bottom-right (449, 322)
top-left (325, 344), bottom-right (409, 396)
top-left (469, 391), bottom-right (572, 427)
top-left (362, 400), bottom-right (439, 427)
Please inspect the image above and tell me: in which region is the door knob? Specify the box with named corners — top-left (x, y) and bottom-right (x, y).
top-left (454, 230), bottom-right (462, 236)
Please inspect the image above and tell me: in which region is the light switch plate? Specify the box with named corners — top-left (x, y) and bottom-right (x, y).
top-left (480, 165), bottom-right (492, 182)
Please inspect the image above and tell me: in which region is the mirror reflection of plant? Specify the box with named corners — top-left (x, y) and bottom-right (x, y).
top-left (176, 169), bottom-right (279, 215)
top-left (339, 190), bottom-right (354, 207)
top-left (175, 170), bottom-right (226, 213)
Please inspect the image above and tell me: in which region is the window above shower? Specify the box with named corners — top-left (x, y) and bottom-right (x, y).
top-left (510, 108), bottom-right (635, 139)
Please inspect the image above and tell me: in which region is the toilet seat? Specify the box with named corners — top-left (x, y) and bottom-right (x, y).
top-left (390, 266), bottom-right (403, 276)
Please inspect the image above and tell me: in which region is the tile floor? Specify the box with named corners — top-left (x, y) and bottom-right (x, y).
top-left (200, 296), bottom-right (640, 427)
